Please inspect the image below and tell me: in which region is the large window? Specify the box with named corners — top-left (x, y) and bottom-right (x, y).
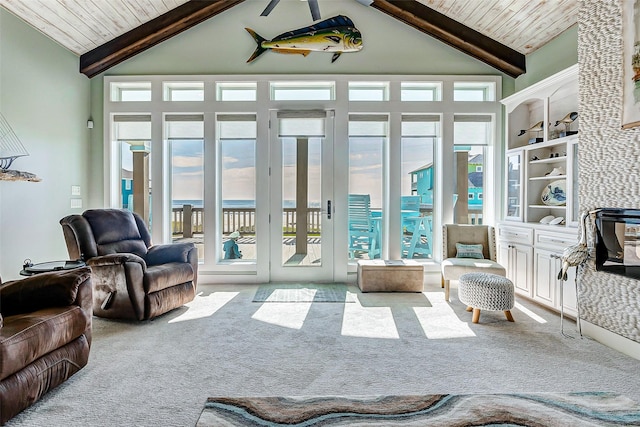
top-left (453, 115), bottom-right (493, 224)
top-left (166, 114), bottom-right (204, 259)
top-left (113, 114), bottom-right (151, 227)
top-left (401, 115), bottom-right (439, 259)
top-left (217, 115), bottom-right (257, 262)
top-left (348, 115), bottom-right (387, 260)
top-left (105, 75), bottom-right (501, 276)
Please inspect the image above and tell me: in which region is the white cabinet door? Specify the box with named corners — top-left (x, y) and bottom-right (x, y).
top-left (499, 241), bottom-right (533, 297)
top-left (513, 244), bottom-right (533, 296)
top-left (535, 229), bottom-right (579, 317)
top-left (534, 248), bottom-right (558, 307)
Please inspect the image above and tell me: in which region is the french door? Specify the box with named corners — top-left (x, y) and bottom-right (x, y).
top-left (268, 110), bottom-right (335, 281)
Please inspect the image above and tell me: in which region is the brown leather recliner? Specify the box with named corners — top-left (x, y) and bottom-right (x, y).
top-left (0, 267), bottom-right (92, 425)
top-left (60, 209), bottom-right (198, 321)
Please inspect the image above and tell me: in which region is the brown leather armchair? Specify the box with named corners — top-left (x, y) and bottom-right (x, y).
top-left (60, 209), bottom-right (198, 321)
top-left (0, 267), bottom-right (92, 425)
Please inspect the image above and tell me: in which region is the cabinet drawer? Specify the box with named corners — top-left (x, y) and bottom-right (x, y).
top-left (498, 226), bottom-right (533, 245)
top-left (535, 229), bottom-right (578, 249)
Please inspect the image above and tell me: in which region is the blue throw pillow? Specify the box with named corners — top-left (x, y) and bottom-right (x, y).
top-left (456, 243), bottom-right (484, 259)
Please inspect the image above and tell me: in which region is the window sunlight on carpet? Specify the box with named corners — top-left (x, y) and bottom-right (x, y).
top-left (168, 292), bottom-right (239, 323)
top-left (341, 295), bottom-right (399, 339)
top-left (514, 301), bottom-right (547, 323)
top-left (414, 292), bottom-right (476, 339)
top-left (251, 302), bottom-right (313, 329)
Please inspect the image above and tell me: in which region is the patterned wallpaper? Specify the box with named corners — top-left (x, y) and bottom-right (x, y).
top-left (579, 0), bottom-right (640, 343)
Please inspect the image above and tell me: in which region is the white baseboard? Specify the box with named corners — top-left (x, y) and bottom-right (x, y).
top-left (581, 320), bottom-right (640, 361)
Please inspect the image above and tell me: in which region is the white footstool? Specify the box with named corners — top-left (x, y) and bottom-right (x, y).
top-left (458, 272), bottom-right (515, 324)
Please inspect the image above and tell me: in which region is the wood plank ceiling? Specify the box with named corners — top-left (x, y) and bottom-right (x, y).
top-left (0, 0), bottom-right (577, 76)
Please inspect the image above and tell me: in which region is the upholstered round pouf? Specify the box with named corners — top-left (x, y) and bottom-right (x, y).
top-left (458, 272), bottom-right (515, 323)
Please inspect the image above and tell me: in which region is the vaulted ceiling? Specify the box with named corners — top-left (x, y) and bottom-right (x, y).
top-left (0, 0), bottom-right (577, 78)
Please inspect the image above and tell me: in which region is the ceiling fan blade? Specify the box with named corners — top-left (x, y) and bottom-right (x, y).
top-left (260, 0), bottom-right (280, 16)
top-left (308, 0), bottom-right (321, 21)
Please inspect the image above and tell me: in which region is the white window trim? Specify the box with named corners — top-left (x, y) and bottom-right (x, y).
top-left (104, 74), bottom-right (502, 279)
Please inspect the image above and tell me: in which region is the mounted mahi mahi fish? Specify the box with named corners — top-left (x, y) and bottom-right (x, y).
top-left (245, 15), bottom-right (363, 63)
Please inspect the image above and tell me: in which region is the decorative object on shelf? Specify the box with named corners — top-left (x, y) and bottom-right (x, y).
top-left (545, 166), bottom-right (566, 177)
top-left (541, 180), bottom-right (566, 206)
top-left (0, 170), bottom-right (41, 181)
top-left (549, 216), bottom-right (564, 225)
top-left (622, 0), bottom-right (640, 129)
top-left (0, 113), bottom-right (41, 182)
top-left (555, 111), bottom-right (578, 137)
top-left (539, 215), bottom-right (555, 224)
top-left (517, 120), bottom-right (544, 144)
top-left (245, 15), bottom-right (363, 64)
top-left (260, 0), bottom-right (321, 21)
top-left (0, 113), bottom-right (28, 170)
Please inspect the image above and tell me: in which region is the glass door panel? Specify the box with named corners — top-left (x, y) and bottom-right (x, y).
top-left (270, 111), bottom-right (333, 281)
top-left (506, 151), bottom-right (523, 220)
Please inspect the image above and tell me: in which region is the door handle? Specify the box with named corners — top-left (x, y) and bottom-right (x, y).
top-left (327, 200), bottom-right (332, 219)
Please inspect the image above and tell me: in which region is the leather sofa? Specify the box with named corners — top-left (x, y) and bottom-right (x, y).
top-left (60, 209), bottom-right (198, 321)
top-left (0, 267), bottom-right (92, 425)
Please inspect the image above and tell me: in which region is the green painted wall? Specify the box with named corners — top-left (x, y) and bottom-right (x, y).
top-left (515, 24), bottom-right (578, 92)
top-left (105, 1), bottom-right (508, 77)
top-left (0, 9), bottom-right (91, 279)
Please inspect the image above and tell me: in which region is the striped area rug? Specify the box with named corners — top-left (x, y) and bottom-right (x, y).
top-left (252, 284), bottom-right (355, 303)
top-left (196, 393), bottom-right (640, 426)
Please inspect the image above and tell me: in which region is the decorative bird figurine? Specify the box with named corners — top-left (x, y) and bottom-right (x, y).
top-left (554, 111), bottom-right (578, 127)
top-left (558, 211), bottom-right (590, 281)
top-left (517, 120), bottom-right (544, 137)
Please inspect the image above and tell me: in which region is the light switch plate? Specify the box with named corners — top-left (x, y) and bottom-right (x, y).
top-left (71, 185), bottom-right (81, 196)
top-left (70, 199), bottom-right (82, 209)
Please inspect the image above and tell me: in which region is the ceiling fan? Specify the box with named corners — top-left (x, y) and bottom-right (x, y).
top-left (261, 0), bottom-right (321, 21)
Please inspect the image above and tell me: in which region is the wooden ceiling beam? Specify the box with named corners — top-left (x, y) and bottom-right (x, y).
top-left (369, 0), bottom-right (526, 78)
top-left (80, 0), bottom-right (245, 78)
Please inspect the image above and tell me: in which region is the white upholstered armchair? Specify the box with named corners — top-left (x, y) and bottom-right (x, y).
top-left (441, 224), bottom-right (506, 301)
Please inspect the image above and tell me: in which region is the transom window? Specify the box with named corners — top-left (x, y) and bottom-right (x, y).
top-left (270, 81), bottom-right (335, 101)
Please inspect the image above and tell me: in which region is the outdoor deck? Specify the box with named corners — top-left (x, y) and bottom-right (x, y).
top-left (171, 203), bottom-right (480, 264)
top-left (174, 236), bottom-right (324, 265)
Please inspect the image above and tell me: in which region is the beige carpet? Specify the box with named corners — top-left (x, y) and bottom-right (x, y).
top-left (6, 281), bottom-right (640, 426)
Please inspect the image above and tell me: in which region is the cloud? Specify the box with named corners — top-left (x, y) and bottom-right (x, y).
top-left (177, 171), bottom-right (203, 177)
top-left (172, 156), bottom-right (203, 168)
top-left (350, 165), bottom-right (382, 172)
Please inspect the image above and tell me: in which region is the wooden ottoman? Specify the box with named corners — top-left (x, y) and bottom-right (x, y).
top-left (357, 260), bottom-right (424, 292)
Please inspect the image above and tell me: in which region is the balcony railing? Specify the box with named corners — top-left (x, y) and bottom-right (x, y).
top-left (172, 205), bottom-right (322, 237)
top-left (171, 204), bottom-right (482, 237)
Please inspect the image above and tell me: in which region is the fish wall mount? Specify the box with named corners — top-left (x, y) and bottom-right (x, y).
top-left (245, 15), bottom-right (363, 63)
